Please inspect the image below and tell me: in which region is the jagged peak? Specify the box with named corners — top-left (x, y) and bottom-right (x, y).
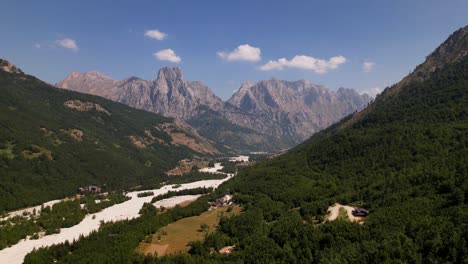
top-left (337, 87), bottom-right (358, 93)
top-left (123, 76), bottom-right (144, 83)
top-left (236, 78), bottom-right (320, 94)
top-left (157, 67), bottom-right (183, 81)
top-left (83, 71), bottom-right (112, 79)
top-left (412, 25), bottom-right (468, 80)
top-left (378, 26), bottom-right (468, 99)
top-left (0, 59), bottom-right (23, 74)
top-left (64, 70), bottom-right (112, 80)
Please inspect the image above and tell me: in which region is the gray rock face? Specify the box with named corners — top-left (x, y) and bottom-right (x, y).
top-left (227, 79), bottom-right (371, 142)
top-left (57, 67), bottom-right (224, 120)
top-left (57, 67), bottom-right (370, 150)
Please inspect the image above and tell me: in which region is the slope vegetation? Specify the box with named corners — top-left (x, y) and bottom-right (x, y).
top-left (0, 61), bottom-right (212, 212)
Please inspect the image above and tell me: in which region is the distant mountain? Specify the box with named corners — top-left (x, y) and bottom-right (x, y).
top-left (57, 67), bottom-right (225, 120)
top-left (227, 79), bottom-right (371, 142)
top-left (0, 59), bottom-right (218, 212)
top-left (58, 68), bottom-right (370, 152)
top-left (58, 68), bottom-right (285, 152)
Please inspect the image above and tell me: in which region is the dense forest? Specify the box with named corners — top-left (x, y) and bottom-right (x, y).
top-left (0, 67), bottom-right (203, 212)
top-left (23, 29), bottom-right (468, 263)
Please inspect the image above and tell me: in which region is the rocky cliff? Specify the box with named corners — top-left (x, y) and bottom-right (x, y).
top-left (227, 79), bottom-right (371, 141)
top-left (57, 68), bottom-right (370, 151)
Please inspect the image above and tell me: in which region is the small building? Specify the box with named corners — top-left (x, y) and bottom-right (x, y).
top-left (352, 207), bottom-right (369, 217)
top-left (78, 185), bottom-right (102, 194)
top-left (208, 195), bottom-right (233, 209)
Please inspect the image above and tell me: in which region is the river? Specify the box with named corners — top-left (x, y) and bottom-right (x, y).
top-left (0, 176), bottom-right (232, 264)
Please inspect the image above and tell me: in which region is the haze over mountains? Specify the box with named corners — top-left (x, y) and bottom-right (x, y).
top-left (57, 68), bottom-right (371, 152)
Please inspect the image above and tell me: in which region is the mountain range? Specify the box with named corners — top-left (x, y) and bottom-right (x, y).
top-left (57, 67), bottom-right (371, 152)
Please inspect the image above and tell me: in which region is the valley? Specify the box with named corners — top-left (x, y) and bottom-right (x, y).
top-left (0, 161), bottom-right (234, 264)
top-left (17, 24), bottom-right (468, 264)
top-left (1, 3), bottom-right (467, 263)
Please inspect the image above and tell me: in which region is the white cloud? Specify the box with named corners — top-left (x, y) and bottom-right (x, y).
top-left (55, 38), bottom-right (78, 51)
top-left (260, 55), bottom-right (346, 74)
top-left (34, 43), bottom-right (41, 48)
top-left (217, 44), bottom-right (261, 62)
top-left (361, 86), bottom-right (382, 97)
top-left (144, 29), bottom-right (167, 40)
top-left (363, 61), bottom-right (375, 73)
top-left (153, 49), bottom-right (181, 63)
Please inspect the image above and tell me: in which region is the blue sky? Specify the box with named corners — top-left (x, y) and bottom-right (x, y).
top-left (1, 0), bottom-right (467, 99)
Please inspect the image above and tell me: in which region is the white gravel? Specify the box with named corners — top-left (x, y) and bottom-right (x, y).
top-left (199, 162), bottom-right (224, 173)
top-left (229, 155), bottom-right (249, 162)
top-left (153, 194), bottom-right (202, 208)
top-left (0, 177), bottom-right (231, 264)
top-left (0, 199), bottom-right (62, 221)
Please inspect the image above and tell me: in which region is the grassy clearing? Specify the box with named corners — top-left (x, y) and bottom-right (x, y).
top-left (21, 145), bottom-right (53, 160)
top-left (138, 205), bottom-right (241, 256)
top-left (0, 141), bottom-right (15, 159)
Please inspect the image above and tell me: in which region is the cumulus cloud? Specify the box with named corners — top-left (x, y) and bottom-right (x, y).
top-left (361, 86), bottom-right (382, 97)
top-left (217, 44), bottom-right (261, 62)
top-left (144, 29), bottom-right (167, 40)
top-left (55, 38), bottom-right (78, 51)
top-left (153, 49), bottom-right (181, 63)
top-left (260, 55), bottom-right (346, 74)
top-left (363, 61), bottom-right (375, 73)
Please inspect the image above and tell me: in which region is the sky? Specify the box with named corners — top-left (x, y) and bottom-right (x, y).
top-left (1, 0), bottom-right (467, 99)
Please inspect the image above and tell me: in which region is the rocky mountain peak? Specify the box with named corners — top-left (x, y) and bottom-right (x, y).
top-left (384, 26), bottom-right (468, 96)
top-left (0, 59), bottom-right (23, 74)
top-left (228, 79), bottom-right (371, 142)
top-left (61, 71), bottom-right (112, 83)
top-left (56, 70), bottom-right (117, 95)
top-left (86, 71), bottom-right (110, 78)
top-left (157, 67), bottom-right (183, 82)
top-left (411, 25), bottom-right (468, 81)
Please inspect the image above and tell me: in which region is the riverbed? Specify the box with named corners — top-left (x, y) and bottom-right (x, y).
top-left (0, 176), bottom-right (232, 264)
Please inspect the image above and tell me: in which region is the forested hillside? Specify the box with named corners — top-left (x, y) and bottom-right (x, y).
top-left (0, 62), bottom-right (203, 212)
top-left (187, 106), bottom-right (291, 152)
top-left (23, 27), bottom-right (468, 263)
top-left (212, 27), bottom-right (468, 263)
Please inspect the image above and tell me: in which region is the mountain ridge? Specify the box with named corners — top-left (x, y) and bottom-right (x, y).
top-left (0, 59), bottom-right (220, 211)
top-left (341, 25), bottom-right (468, 129)
top-left (57, 68), bottom-right (371, 151)
top-left (228, 78), bottom-right (371, 141)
